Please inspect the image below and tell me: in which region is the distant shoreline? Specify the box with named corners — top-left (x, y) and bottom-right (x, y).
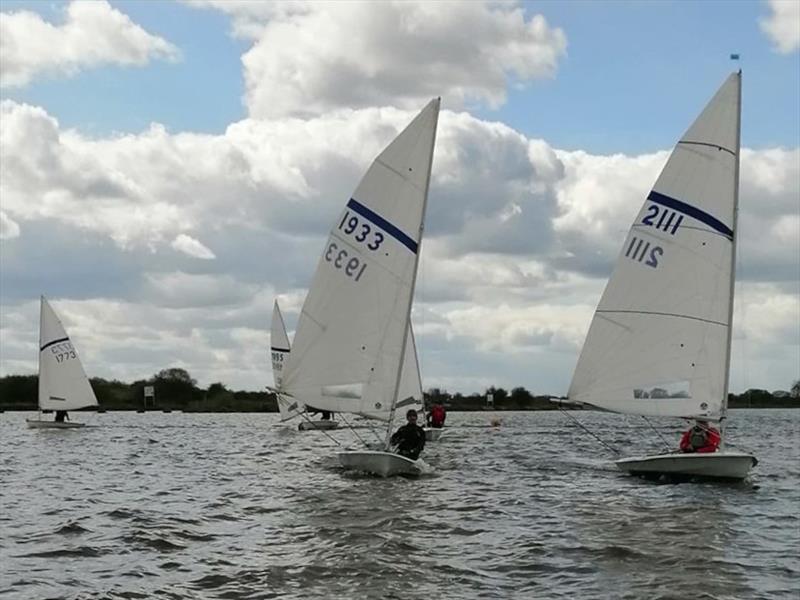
top-left (1, 372), bottom-right (797, 413)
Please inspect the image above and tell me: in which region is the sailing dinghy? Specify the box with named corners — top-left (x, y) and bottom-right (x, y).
top-left (280, 99), bottom-right (440, 476)
top-left (27, 297), bottom-right (98, 428)
top-left (565, 71), bottom-right (756, 481)
top-left (270, 300), bottom-right (339, 430)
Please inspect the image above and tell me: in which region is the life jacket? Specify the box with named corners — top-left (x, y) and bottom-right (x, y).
top-left (689, 428), bottom-right (707, 449)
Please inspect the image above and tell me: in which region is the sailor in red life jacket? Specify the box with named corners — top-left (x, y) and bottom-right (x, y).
top-left (429, 403), bottom-right (446, 429)
top-left (679, 420), bottom-right (721, 453)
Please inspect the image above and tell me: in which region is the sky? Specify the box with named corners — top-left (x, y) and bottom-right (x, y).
top-left (0, 0), bottom-right (798, 396)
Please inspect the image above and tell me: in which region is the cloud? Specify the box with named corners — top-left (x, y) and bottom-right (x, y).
top-left (171, 234), bottom-right (216, 259)
top-left (0, 98), bottom-right (797, 393)
top-left (759, 0), bottom-right (800, 53)
top-left (191, 0), bottom-right (566, 118)
top-left (0, 211), bottom-right (20, 239)
top-left (0, 0), bottom-right (180, 87)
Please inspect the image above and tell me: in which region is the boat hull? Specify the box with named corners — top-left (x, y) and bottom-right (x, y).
top-left (425, 428), bottom-right (444, 442)
top-left (337, 451), bottom-right (421, 477)
top-left (298, 420), bottom-right (340, 431)
top-left (616, 451), bottom-right (757, 481)
top-left (26, 419), bottom-right (86, 429)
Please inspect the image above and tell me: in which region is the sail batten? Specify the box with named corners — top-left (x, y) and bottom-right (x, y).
top-left (567, 72), bottom-right (741, 420)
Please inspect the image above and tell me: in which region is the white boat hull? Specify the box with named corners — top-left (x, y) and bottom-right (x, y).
top-left (337, 451), bottom-right (421, 477)
top-left (298, 420), bottom-right (340, 431)
top-left (26, 419), bottom-right (86, 429)
top-left (425, 428), bottom-right (444, 442)
top-left (616, 451), bottom-right (757, 481)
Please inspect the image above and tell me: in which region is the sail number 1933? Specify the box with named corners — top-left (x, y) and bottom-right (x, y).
top-left (324, 241), bottom-right (367, 281)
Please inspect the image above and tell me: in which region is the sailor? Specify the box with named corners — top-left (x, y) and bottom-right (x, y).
top-left (54, 410), bottom-right (68, 423)
top-left (679, 420), bottom-right (721, 453)
top-left (390, 409), bottom-right (426, 460)
top-left (430, 403), bottom-right (446, 428)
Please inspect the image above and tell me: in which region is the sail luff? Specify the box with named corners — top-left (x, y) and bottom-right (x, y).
top-left (383, 98), bottom-right (440, 449)
top-left (721, 70), bottom-right (742, 440)
top-left (37, 295), bottom-right (44, 412)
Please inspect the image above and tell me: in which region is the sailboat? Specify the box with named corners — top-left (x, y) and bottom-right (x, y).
top-left (270, 300), bottom-right (338, 430)
top-left (565, 71), bottom-right (757, 481)
top-left (27, 296), bottom-right (99, 428)
top-left (279, 98), bottom-right (440, 476)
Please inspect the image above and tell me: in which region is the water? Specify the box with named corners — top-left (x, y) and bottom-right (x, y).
top-left (1, 410), bottom-right (798, 600)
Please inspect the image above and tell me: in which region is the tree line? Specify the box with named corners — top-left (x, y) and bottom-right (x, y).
top-left (0, 370), bottom-right (797, 412)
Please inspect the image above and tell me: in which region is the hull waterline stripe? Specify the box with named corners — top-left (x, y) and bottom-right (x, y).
top-left (647, 191), bottom-right (733, 240)
top-left (346, 198), bottom-right (418, 254)
top-left (40, 337), bottom-right (69, 352)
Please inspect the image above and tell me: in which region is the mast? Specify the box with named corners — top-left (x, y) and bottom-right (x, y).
top-left (720, 70), bottom-right (742, 444)
top-left (383, 98), bottom-right (440, 450)
top-left (37, 296), bottom-right (43, 416)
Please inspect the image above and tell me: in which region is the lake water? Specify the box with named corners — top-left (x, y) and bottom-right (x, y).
top-left (1, 409), bottom-right (798, 599)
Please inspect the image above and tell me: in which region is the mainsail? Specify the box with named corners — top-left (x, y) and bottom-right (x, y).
top-left (270, 300), bottom-right (302, 421)
top-left (38, 296), bottom-right (99, 412)
top-left (282, 99), bottom-right (439, 422)
top-left (567, 72), bottom-right (741, 420)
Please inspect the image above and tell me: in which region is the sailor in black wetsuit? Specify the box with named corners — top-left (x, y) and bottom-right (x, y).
top-left (390, 409), bottom-right (426, 460)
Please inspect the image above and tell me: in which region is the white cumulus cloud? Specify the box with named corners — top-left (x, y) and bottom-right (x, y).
top-left (171, 234), bottom-right (216, 260)
top-left (759, 0), bottom-right (800, 53)
top-left (0, 0), bottom-right (180, 87)
top-left (191, 0), bottom-right (566, 118)
top-left (0, 211), bottom-right (20, 239)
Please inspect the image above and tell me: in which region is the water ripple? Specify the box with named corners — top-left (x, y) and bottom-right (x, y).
top-left (0, 409), bottom-right (797, 599)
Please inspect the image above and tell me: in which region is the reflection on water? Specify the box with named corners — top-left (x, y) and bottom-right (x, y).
top-left (0, 410), bottom-right (797, 599)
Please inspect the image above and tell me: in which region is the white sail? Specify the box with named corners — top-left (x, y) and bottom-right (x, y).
top-left (568, 72), bottom-right (741, 420)
top-left (38, 297), bottom-right (98, 411)
top-left (394, 323), bottom-right (424, 417)
top-left (270, 300), bottom-right (302, 421)
top-left (282, 99), bottom-right (439, 421)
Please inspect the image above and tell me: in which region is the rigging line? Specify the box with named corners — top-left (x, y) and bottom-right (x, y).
top-left (298, 411), bottom-right (342, 447)
top-left (338, 412), bottom-right (371, 448)
top-left (557, 406), bottom-right (620, 456)
top-left (641, 415), bottom-right (673, 453)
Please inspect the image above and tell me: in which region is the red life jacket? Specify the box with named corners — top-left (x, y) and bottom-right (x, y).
top-left (431, 405), bottom-right (445, 427)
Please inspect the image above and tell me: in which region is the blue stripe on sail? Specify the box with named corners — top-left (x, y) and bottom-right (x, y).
top-left (270, 346), bottom-right (290, 353)
top-left (346, 198), bottom-right (418, 254)
top-left (40, 337), bottom-right (69, 352)
top-left (647, 191), bottom-right (733, 240)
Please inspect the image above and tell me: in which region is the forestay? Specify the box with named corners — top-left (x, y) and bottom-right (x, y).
top-left (568, 72), bottom-right (741, 420)
top-left (270, 300), bottom-right (302, 421)
top-left (282, 99), bottom-right (439, 421)
top-left (38, 296), bottom-right (99, 412)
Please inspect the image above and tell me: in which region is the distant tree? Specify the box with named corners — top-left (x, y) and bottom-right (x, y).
top-left (155, 368), bottom-right (196, 386)
top-left (207, 382), bottom-right (229, 397)
top-left (650, 387), bottom-right (669, 399)
top-left (153, 368), bottom-right (199, 407)
top-left (486, 386), bottom-right (508, 402)
top-left (510, 387), bottom-right (532, 403)
top-left (792, 380), bottom-right (800, 399)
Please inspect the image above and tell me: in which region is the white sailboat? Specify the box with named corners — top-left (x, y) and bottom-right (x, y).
top-left (270, 300), bottom-right (339, 430)
top-left (280, 98), bottom-right (440, 476)
top-left (27, 296), bottom-right (99, 428)
top-left (566, 71), bottom-right (757, 481)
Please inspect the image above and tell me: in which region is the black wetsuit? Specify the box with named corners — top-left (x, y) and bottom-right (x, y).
top-left (390, 423), bottom-right (426, 460)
